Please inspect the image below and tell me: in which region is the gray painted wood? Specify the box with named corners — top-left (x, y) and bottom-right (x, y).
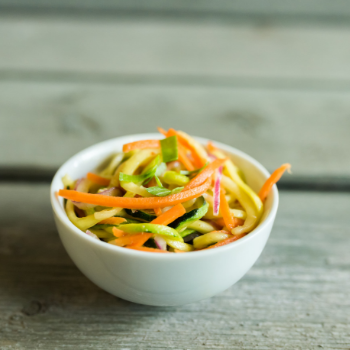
top-left (0, 81), bottom-right (349, 177)
top-left (1, 185), bottom-right (349, 349)
top-left (2, 16), bottom-right (350, 81)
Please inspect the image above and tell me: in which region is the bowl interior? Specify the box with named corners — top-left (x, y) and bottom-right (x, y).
top-left (51, 133), bottom-right (277, 246)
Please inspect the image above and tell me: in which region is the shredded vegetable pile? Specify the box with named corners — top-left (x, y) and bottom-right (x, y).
top-left (58, 127), bottom-right (290, 253)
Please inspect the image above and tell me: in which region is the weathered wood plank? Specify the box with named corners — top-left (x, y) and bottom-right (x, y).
top-left (0, 185), bottom-right (349, 349)
top-left (0, 81), bottom-right (349, 177)
top-left (2, 16), bottom-right (350, 81)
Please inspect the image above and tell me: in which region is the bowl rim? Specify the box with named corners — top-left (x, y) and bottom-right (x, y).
top-left (50, 133), bottom-right (279, 260)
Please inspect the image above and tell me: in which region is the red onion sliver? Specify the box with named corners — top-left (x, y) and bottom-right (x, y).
top-left (74, 178), bottom-right (84, 190)
top-left (213, 166), bottom-right (223, 216)
top-left (208, 153), bottom-right (217, 162)
top-left (86, 230), bottom-right (99, 240)
top-left (72, 201), bottom-right (96, 210)
top-left (154, 235), bottom-right (167, 251)
top-left (98, 187), bottom-right (119, 196)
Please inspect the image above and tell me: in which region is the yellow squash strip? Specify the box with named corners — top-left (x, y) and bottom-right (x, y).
top-left (66, 200), bottom-right (102, 231)
top-left (161, 236), bottom-right (194, 252)
top-left (120, 149), bottom-right (160, 197)
top-left (193, 231), bottom-right (231, 250)
top-left (221, 175), bottom-right (260, 235)
top-left (99, 153), bottom-right (124, 177)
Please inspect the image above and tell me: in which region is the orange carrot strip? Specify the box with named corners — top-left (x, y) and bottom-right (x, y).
top-left (126, 246), bottom-right (171, 253)
top-left (157, 127), bottom-right (168, 136)
top-left (207, 141), bottom-right (219, 154)
top-left (219, 189), bottom-right (236, 231)
top-left (174, 249), bottom-right (185, 253)
top-left (201, 234), bottom-right (246, 250)
top-left (110, 233), bottom-right (152, 247)
top-left (178, 143), bottom-right (195, 171)
top-left (151, 203), bottom-right (186, 226)
top-left (58, 178), bottom-right (211, 209)
top-left (125, 233), bottom-right (153, 248)
top-left (168, 128), bottom-right (206, 168)
top-left (99, 217), bottom-right (126, 225)
top-left (258, 163), bottom-right (291, 202)
top-left (215, 217), bottom-right (244, 228)
top-left (112, 227), bottom-right (126, 238)
top-left (122, 140), bottom-right (160, 153)
top-left (184, 158), bottom-right (226, 191)
top-left (87, 172), bottom-right (110, 186)
top-left (154, 208), bottom-right (162, 216)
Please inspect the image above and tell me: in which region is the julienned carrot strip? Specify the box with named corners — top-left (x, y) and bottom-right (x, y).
top-left (174, 249), bottom-right (185, 253)
top-left (126, 246), bottom-right (171, 253)
top-left (157, 127), bottom-right (168, 137)
top-left (201, 234), bottom-right (245, 250)
top-left (122, 139), bottom-right (160, 153)
top-left (125, 233), bottom-right (153, 248)
top-left (219, 189), bottom-right (236, 231)
top-left (207, 141), bottom-right (219, 154)
top-left (258, 163), bottom-right (291, 202)
top-left (215, 217), bottom-right (244, 228)
top-left (58, 178), bottom-right (211, 209)
top-left (112, 227), bottom-right (126, 238)
top-left (110, 233), bottom-right (152, 247)
top-left (87, 172), bottom-right (110, 186)
top-left (151, 203), bottom-right (186, 226)
top-left (168, 128), bottom-right (206, 168)
top-left (99, 217), bottom-right (126, 225)
top-left (178, 143), bottom-right (195, 171)
top-left (184, 158), bottom-right (226, 190)
top-left (154, 208), bottom-right (162, 216)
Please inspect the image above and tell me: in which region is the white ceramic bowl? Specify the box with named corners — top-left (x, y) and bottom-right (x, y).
top-left (50, 134), bottom-right (278, 306)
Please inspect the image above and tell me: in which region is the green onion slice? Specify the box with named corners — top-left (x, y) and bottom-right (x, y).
top-left (146, 186), bottom-right (184, 197)
top-left (160, 136), bottom-right (178, 163)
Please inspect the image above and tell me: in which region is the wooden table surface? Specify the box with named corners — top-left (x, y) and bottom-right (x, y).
top-left (1, 3), bottom-right (350, 349)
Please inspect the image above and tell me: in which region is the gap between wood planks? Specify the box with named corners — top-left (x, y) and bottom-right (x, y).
top-left (1, 166), bottom-right (350, 192)
top-left (3, 69), bottom-right (350, 92)
top-left (1, 0), bottom-right (350, 26)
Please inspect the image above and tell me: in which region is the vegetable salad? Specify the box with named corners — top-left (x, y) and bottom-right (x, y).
top-left (58, 127), bottom-right (290, 253)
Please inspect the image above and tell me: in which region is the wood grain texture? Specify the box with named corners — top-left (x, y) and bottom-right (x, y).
top-left (0, 185), bottom-right (349, 349)
top-left (2, 16), bottom-right (350, 81)
top-left (0, 81), bottom-right (349, 177)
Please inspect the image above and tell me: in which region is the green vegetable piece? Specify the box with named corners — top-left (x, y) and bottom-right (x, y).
top-left (118, 223), bottom-right (183, 241)
top-left (143, 238), bottom-right (157, 249)
top-left (187, 220), bottom-right (215, 234)
top-left (124, 209), bottom-right (157, 222)
top-left (146, 186), bottom-right (184, 197)
top-left (85, 208), bottom-right (95, 216)
top-left (180, 162), bottom-right (209, 176)
top-left (141, 155), bottom-right (160, 175)
top-left (179, 228), bottom-right (196, 238)
top-left (119, 156), bottom-right (160, 184)
top-left (163, 171), bottom-right (190, 186)
top-left (160, 136), bottom-right (178, 163)
top-left (154, 175), bottom-right (163, 187)
top-left (88, 228), bottom-right (114, 238)
top-left (155, 163), bottom-right (167, 177)
top-left (169, 197), bottom-right (209, 232)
